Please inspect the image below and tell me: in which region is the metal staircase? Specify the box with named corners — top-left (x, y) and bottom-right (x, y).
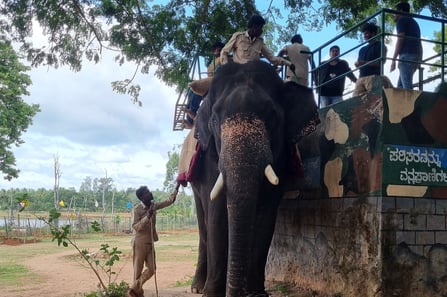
top-left (172, 55), bottom-right (205, 131)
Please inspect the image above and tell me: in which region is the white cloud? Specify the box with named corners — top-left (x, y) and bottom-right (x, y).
top-left (1, 50), bottom-right (189, 191)
top-left (3, 12), bottom-right (442, 192)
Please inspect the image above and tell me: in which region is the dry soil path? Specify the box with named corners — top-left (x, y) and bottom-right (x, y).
top-left (2, 245), bottom-right (196, 297)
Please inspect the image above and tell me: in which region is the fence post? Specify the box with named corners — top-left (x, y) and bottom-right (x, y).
top-left (3, 216), bottom-right (8, 238)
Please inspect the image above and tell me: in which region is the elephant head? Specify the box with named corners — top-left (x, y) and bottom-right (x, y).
top-left (193, 60), bottom-right (319, 297)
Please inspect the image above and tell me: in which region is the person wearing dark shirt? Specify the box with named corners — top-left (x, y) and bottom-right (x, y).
top-left (390, 2), bottom-right (422, 90)
top-left (317, 45), bottom-right (357, 107)
top-left (353, 23), bottom-right (389, 97)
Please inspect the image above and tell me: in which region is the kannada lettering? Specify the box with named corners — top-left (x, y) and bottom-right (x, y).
top-left (385, 145), bottom-right (447, 186)
top-left (399, 167), bottom-right (447, 185)
top-left (388, 147), bottom-right (441, 168)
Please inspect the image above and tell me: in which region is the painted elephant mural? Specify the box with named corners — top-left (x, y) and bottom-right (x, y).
top-left (189, 60), bottom-right (319, 297)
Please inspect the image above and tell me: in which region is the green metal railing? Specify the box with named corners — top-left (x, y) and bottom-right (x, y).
top-left (312, 8), bottom-right (446, 107)
top-left (173, 8), bottom-right (446, 129)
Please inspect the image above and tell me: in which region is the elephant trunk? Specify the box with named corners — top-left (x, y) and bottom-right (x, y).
top-left (227, 202), bottom-right (256, 297)
top-left (220, 115), bottom-right (274, 297)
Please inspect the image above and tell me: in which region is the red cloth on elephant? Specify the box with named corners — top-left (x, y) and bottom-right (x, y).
top-left (176, 143), bottom-right (201, 186)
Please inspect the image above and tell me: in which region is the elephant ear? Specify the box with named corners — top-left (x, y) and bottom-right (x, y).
top-left (281, 82), bottom-right (320, 143)
top-left (194, 94), bottom-right (213, 151)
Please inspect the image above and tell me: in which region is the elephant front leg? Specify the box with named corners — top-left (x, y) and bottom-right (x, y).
top-left (191, 201), bottom-right (207, 294)
top-left (203, 195), bottom-right (228, 297)
top-left (191, 188), bottom-right (207, 293)
top-left (246, 189), bottom-right (281, 296)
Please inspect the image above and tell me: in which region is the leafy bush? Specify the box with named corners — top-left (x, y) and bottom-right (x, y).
top-left (37, 207), bottom-right (130, 297)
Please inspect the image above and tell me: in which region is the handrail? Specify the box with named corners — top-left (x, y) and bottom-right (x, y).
top-left (311, 8), bottom-right (447, 107)
top-left (172, 54), bottom-right (203, 131)
top-left (172, 53), bottom-right (217, 131)
top-left (173, 9), bottom-right (447, 130)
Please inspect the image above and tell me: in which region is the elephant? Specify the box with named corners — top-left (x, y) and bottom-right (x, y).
top-left (189, 60), bottom-right (319, 297)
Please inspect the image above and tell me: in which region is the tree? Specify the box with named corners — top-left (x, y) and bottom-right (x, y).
top-left (0, 1), bottom-right (444, 104)
top-left (429, 26), bottom-right (447, 75)
top-left (80, 176), bottom-right (95, 210)
top-left (94, 172), bottom-right (114, 227)
top-left (0, 37), bottom-right (39, 181)
top-left (1, 1), bottom-right (441, 103)
top-left (163, 145), bottom-right (181, 192)
top-left (53, 155), bottom-right (61, 209)
top-left (162, 145), bottom-right (195, 218)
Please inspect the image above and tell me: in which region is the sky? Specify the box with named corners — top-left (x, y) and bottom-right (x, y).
top-left (1, 23), bottom-right (190, 192)
top-left (0, 53), bottom-right (189, 191)
top-left (0, 4), bottom-right (442, 192)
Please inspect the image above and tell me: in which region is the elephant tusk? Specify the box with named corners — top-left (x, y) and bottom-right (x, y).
top-left (210, 172), bottom-right (224, 200)
top-left (264, 165), bottom-right (279, 185)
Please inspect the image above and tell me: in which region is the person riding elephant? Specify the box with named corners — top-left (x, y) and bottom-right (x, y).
top-left (188, 60), bottom-right (320, 297)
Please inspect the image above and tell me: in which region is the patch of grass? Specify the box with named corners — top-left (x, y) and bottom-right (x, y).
top-left (174, 276), bottom-right (193, 287)
top-left (0, 264), bottom-right (27, 280)
top-left (155, 232), bottom-right (199, 263)
top-left (0, 263), bottom-right (42, 286)
top-left (276, 283), bottom-right (288, 293)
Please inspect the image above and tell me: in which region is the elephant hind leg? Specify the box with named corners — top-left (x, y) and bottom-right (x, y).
top-left (191, 266), bottom-right (206, 294)
top-left (191, 286), bottom-right (204, 294)
top-left (191, 236), bottom-right (206, 292)
top-left (191, 190), bottom-right (207, 294)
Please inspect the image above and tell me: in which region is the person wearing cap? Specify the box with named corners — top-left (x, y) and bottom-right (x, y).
top-left (390, 1), bottom-right (422, 90)
top-left (128, 186), bottom-right (177, 297)
top-left (220, 14), bottom-right (295, 71)
top-left (353, 22), bottom-right (391, 97)
top-left (278, 34), bottom-right (313, 87)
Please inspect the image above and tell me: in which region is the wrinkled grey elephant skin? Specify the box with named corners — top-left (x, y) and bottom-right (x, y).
top-left (190, 60), bottom-right (319, 297)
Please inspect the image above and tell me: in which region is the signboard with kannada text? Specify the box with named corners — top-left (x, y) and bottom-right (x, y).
top-left (383, 144), bottom-right (447, 187)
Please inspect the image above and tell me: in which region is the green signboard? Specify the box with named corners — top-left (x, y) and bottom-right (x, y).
top-left (383, 144), bottom-right (447, 186)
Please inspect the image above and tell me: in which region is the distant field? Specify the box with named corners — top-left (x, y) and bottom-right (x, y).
top-left (0, 210), bottom-right (132, 220)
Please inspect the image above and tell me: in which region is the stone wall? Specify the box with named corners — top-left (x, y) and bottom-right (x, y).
top-left (267, 197), bottom-right (382, 297)
top-left (266, 80), bottom-right (447, 297)
top-left (381, 196), bottom-right (447, 296)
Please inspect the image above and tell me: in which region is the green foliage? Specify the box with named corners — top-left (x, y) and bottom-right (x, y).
top-left (91, 220), bottom-right (102, 232)
top-left (40, 208), bottom-right (129, 296)
top-left (0, 264), bottom-right (28, 284)
top-left (174, 276), bottom-right (193, 287)
top-left (96, 281), bottom-right (129, 297)
top-left (429, 27), bottom-right (447, 73)
top-left (0, 186), bottom-right (195, 222)
top-left (275, 283), bottom-right (288, 293)
top-left (163, 146), bottom-right (181, 192)
top-left (83, 280), bottom-right (129, 297)
top-left (1, 0), bottom-right (444, 104)
top-left (0, 37), bottom-right (40, 180)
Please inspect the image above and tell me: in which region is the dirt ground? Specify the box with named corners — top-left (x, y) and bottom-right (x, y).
top-left (1, 236), bottom-right (197, 297)
top-left (1, 236), bottom-right (317, 297)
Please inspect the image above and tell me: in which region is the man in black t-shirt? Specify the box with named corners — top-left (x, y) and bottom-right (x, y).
top-left (353, 23), bottom-right (392, 97)
top-left (318, 45), bottom-right (357, 107)
top-left (390, 2), bottom-right (422, 90)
